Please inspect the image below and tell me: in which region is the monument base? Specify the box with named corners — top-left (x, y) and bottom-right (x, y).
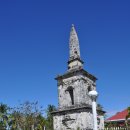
top-left (52, 106), bottom-right (93, 130)
top-left (52, 106), bottom-right (104, 130)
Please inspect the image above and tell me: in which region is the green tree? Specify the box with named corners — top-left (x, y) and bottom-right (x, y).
top-left (97, 104), bottom-right (103, 111)
top-left (125, 106), bottom-right (130, 129)
top-left (45, 105), bottom-right (56, 130)
top-left (0, 103), bottom-right (9, 130)
top-left (36, 114), bottom-right (46, 130)
top-left (9, 111), bottom-right (24, 130)
top-left (9, 101), bottom-right (46, 130)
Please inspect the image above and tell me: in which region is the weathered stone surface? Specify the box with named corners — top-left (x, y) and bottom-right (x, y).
top-left (52, 25), bottom-right (104, 130)
top-left (57, 72), bottom-right (95, 110)
top-left (69, 24), bottom-right (80, 61)
top-left (68, 25), bottom-right (84, 71)
top-left (53, 111), bottom-right (93, 130)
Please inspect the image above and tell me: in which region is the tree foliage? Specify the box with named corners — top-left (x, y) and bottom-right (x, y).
top-left (97, 104), bottom-right (103, 111)
top-left (0, 102), bottom-right (56, 130)
top-left (45, 105), bottom-right (56, 130)
top-left (125, 106), bottom-right (130, 129)
top-left (9, 101), bottom-right (46, 130)
top-left (0, 103), bottom-right (9, 130)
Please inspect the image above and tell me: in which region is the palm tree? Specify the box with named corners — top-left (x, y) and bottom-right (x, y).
top-left (46, 105), bottom-right (56, 130)
top-left (97, 104), bottom-right (103, 111)
top-left (0, 103), bottom-right (9, 130)
top-left (35, 114), bottom-right (46, 130)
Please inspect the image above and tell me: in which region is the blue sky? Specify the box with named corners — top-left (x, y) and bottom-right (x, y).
top-left (0, 0), bottom-right (130, 117)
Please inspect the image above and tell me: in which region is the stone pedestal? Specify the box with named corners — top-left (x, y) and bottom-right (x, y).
top-left (52, 106), bottom-right (93, 130)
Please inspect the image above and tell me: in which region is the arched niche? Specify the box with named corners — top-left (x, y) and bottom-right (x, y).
top-left (65, 86), bottom-right (74, 105)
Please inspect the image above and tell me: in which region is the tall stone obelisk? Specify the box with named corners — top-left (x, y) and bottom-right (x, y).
top-left (52, 25), bottom-right (104, 130)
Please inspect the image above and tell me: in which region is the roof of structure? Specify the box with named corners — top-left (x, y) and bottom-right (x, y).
top-left (55, 68), bottom-right (97, 81)
top-left (107, 109), bottom-right (128, 121)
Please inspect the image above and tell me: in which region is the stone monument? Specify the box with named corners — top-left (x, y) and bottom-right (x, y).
top-left (52, 25), bottom-right (105, 130)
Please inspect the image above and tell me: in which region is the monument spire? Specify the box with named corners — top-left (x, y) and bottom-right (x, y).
top-left (52, 25), bottom-right (104, 130)
top-left (69, 24), bottom-right (80, 61)
top-left (68, 24), bottom-right (83, 70)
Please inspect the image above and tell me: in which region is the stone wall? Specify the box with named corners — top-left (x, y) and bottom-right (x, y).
top-left (58, 72), bottom-right (96, 110)
top-left (53, 111), bottom-right (93, 130)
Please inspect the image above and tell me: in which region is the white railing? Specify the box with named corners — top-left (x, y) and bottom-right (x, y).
top-left (105, 127), bottom-right (127, 130)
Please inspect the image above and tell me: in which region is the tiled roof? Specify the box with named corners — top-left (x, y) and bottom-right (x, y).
top-left (107, 109), bottom-right (128, 121)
